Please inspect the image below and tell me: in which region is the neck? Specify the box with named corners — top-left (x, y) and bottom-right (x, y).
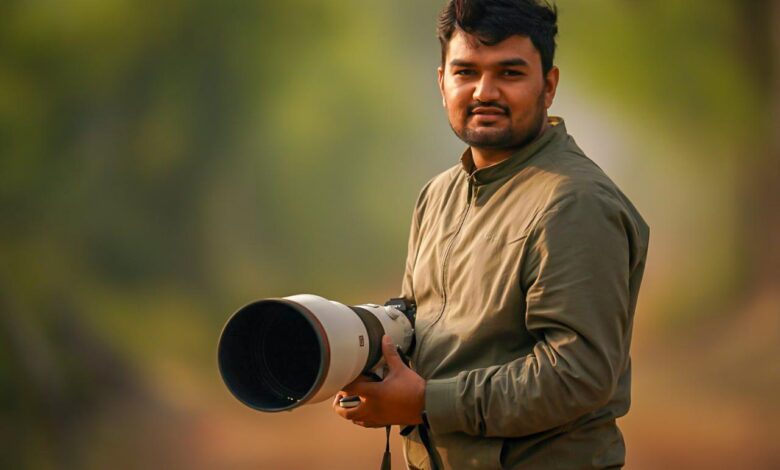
top-left (471, 118), bottom-right (550, 170)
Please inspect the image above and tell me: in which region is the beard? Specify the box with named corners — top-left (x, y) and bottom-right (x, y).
top-left (450, 93), bottom-right (547, 150)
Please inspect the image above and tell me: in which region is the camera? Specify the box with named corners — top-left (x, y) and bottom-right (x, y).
top-left (217, 295), bottom-right (415, 412)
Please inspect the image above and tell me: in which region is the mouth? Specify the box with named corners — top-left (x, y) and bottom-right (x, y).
top-left (468, 108), bottom-right (507, 126)
top-left (470, 106), bottom-right (507, 116)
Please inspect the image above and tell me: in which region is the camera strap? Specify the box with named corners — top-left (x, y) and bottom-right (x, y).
top-left (385, 423), bottom-right (441, 469)
top-left (383, 424), bottom-right (442, 470)
top-left (399, 424), bottom-right (440, 470)
top-left (381, 425), bottom-right (391, 470)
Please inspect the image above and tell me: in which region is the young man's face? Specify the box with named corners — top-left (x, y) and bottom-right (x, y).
top-left (438, 30), bottom-right (559, 150)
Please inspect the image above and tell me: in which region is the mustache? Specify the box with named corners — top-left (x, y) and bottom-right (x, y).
top-left (467, 101), bottom-right (510, 115)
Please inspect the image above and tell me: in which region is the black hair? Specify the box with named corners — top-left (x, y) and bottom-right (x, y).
top-left (437, 0), bottom-right (558, 75)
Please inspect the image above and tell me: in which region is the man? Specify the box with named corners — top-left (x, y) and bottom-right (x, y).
top-left (333, 1), bottom-right (649, 468)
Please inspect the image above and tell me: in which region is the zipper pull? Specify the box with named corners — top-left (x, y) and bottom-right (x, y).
top-left (467, 174), bottom-right (475, 202)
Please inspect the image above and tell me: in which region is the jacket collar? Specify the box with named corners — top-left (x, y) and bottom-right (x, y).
top-left (460, 116), bottom-right (565, 185)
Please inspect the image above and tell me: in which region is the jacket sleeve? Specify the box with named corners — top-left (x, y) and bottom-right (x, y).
top-left (424, 186), bottom-right (642, 437)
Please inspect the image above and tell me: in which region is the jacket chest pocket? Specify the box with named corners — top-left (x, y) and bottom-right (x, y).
top-left (457, 228), bottom-right (527, 276)
top-left (446, 229), bottom-right (528, 313)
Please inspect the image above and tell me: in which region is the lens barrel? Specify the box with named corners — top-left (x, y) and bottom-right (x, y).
top-left (217, 295), bottom-right (413, 412)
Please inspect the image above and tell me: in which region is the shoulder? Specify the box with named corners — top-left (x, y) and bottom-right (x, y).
top-left (413, 162), bottom-right (464, 212)
top-left (524, 144), bottom-right (649, 246)
top-left (531, 141), bottom-right (615, 199)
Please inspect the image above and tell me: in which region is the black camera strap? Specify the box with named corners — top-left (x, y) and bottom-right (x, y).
top-left (399, 424), bottom-right (441, 470)
top-left (387, 424), bottom-right (441, 470)
top-left (381, 425), bottom-right (392, 470)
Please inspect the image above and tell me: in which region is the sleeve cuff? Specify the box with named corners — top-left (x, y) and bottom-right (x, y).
top-left (424, 377), bottom-right (461, 434)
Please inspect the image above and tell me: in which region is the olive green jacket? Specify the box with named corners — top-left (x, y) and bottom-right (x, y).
top-left (400, 118), bottom-right (649, 469)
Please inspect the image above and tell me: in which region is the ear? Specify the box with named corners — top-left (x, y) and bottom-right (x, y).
top-left (543, 66), bottom-right (559, 109)
top-left (437, 66), bottom-right (446, 107)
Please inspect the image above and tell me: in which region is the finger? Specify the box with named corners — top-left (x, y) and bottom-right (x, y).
top-left (333, 405), bottom-right (350, 420)
top-left (342, 402), bottom-right (368, 421)
top-left (332, 392), bottom-right (348, 406)
top-left (344, 380), bottom-right (379, 397)
top-left (381, 334), bottom-right (405, 371)
top-left (342, 374), bottom-right (379, 394)
top-left (333, 395), bottom-right (361, 420)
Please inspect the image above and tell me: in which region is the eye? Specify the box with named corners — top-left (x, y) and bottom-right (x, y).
top-left (454, 69), bottom-right (476, 77)
top-left (502, 69), bottom-right (525, 77)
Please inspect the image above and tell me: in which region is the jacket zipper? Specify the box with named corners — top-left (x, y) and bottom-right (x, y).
top-left (410, 177), bottom-right (475, 467)
top-left (429, 176), bottom-right (476, 329)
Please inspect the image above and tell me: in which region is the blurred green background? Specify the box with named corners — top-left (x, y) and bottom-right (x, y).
top-left (1, 0), bottom-right (778, 468)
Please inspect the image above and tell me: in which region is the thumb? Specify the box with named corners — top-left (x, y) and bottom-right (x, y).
top-left (381, 335), bottom-right (405, 371)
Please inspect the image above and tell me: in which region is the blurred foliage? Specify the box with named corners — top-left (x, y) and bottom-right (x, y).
top-left (1, 0), bottom-right (778, 468)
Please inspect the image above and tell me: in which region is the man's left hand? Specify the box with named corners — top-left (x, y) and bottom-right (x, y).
top-left (332, 335), bottom-right (426, 428)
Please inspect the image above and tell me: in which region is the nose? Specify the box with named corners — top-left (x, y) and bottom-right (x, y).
top-left (473, 74), bottom-right (500, 102)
